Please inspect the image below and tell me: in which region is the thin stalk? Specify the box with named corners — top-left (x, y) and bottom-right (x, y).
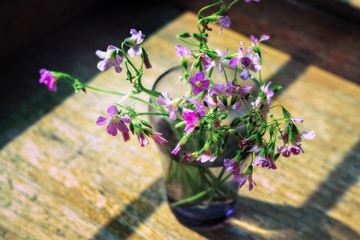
top-left (83, 84), bottom-right (158, 109)
top-left (171, 172), bottom-right (233, 207)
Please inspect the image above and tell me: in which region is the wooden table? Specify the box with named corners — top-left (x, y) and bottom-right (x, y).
top-left (1, 12), bottom-right (359, 240)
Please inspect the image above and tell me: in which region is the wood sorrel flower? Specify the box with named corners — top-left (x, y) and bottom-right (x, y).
top-left (150, 132), bottom-right (168, 145)
top-left (225, 81), bottom-right (253, 110)
top-left (251, 34), bottom-right (269, 47)
top-left (183, 95), bottom-right (207, 117)
top-left (96, 105), bottom-right (131, 141)
top-left (199, 52), bottom-right (216, 71)
top-left (234, 166), bottom-right (256, 191)
top-left (182, 108), bottom-right (200, 133)
top-left (196, 151), bottom-right (216, 163)
top-left (189, 71), bottom-right (210, 95)
top-left (224, 158), bottom-right (241, 175)
top-left (39, 69), bottom-right (57, 92)
top-left (277, 121), bottom-right (316, 157)
top-left (157, 92), bottom-right (179, 120)
top-left (125, 29), bottom-right (145, 57)
top-left (228, 42), bottom-right (262, 80)
top-left (96, 45), bottom-right (123, 73)
top-left (252, 146), bottom-right (277, 170)
top-left (175, 45), bottom-right (192, 59)
top-left (137, 131), bottom-right (149, 147)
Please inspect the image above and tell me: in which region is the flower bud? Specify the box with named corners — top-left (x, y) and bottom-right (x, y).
top-left (178, 32), bottom-right (191, 38)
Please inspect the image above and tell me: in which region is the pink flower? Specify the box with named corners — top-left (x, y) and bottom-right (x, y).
top-left (214, 48), bottom-right (229, 72)
top-left (151, 132), bottom-right (168, 145)
top-left (183, 95), bottom-right (207, 117)
top-left (228, 42), bottom-right (261, 80)
top-left (125, 29), bottom-right (145, 57)
top-left (183, 108), bottom-right (200, 133)
top-left (251, 34), bottom-right (269, 46)
top-left (96, 45), bottom-right (123, 73)
top-left (199, 52), bottom-right (216, 71)
top-left (175, 45), bottom-right (192, 59)
top-left (234, 172), bottom-right (256, 191)
top-left (39, 69), bottom-right (57, 92)
top-left (260, 81), bottom-right (274, 100)
top-left (277, 124), bottom-right (316, 157)
top-left (137, 132), bottom-right (149, 147)
top-left (189, 71), bottom-right (210, 95)
top-left (217, 16), bottom-right (231, 33)
top-left (196, 151), bottom-right (216, 163)
top-left (157, 92), bottom-right (179, 120)
top-left (96, 105), bottom-right (131, 141)
top-left (224, 158), bottom-right (241, 175)
top-left (171, 143), bottom-right (182, 155)
top-left (252, 154), bottom-right (277, 170)
top-left (225, 81), bottom-right (252, 110)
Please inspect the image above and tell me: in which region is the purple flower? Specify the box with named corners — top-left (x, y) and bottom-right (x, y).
top-left (225, 82), bottom-right (253, 110)
top-left (217, 16), bottom-right (231, 33)
top-left (224, 158), bottom-right (241, 175)
top-left (240, 51), bottom-right (262, 80)
top-left (214, 48), bottom-right (229, 72)
top-left (96, 45), bottom-right (123, 73)
top-left (197, 151), bottom-right (216, 163)
top-left (96, 105), bottom-right (131, 141)
top-left (203, 94), bottom-right (218, 109)
top-left (208, 83), bottom-right (226, 96)
top-left (157, 92), bottom-right (179, 120)
top-left (245, 0), bottom-right (260, 2)
top-left (183, 95), bottom-right (207, 117)
top-left (171, 143), bottom-right (182, 155)
top-left (277, 124), bottom-right (316, 157)
top-left (207, 84), bottom-right (227, 111)
top-left (252, 153), bottom-right (277, 170)
top-left (189, 71), bottom-right (210, 95)
top-left (39, 69), bottom-right (57, 92)
top-left (234, 173), bottom-right (256, 191)
top-left (199, 52), bottom-right (216, 71)
top-left (260, 81), bottom-right (274, 100)
top-left (228, 42), bottom-right (262, 80)
top-left (125, 29), bottom-right (145, 57)
top-left (175, 45), bottom-right (192, 59)
top-left (228, 42), bottom-right (245, 67)
top-left (183, 108), bottom-right (200, 133)
top-left (151, 132), bottom-right (168, 145)
top-left (251, 34), bottom-right (269, 46)
top-left (137, 132), bottom-right (149, 147)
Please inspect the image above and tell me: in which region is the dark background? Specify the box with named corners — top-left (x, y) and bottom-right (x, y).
top-left (1, 0), bottom-right (359, 148)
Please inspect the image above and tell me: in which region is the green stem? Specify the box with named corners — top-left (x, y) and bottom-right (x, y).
top-left (198, 1), bottom-right (223, 18)
top-left (83, 84), bottom-right (158, 109)
top-left (137, 112), bottom-right (168, 117)
top-left (171, 172), bottom-right (233, 207)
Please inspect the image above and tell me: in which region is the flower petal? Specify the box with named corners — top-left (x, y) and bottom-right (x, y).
top-left (96, 116), bottom-right (109, 126)
top-left (107, 105), bottom-right (118, 117)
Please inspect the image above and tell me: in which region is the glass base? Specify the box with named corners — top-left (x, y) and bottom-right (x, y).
top-left (168, 197), bottom-right (236, 228)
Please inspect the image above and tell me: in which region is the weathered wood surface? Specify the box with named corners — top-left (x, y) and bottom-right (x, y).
top-left (1, 12), bottom-right (360, 240)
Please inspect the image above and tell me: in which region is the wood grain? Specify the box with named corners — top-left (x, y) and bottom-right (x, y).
top-left (0, 12), bottom-right (359, 240)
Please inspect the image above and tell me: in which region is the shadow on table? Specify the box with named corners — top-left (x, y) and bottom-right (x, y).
top-left (92, 141), bottom-right (360, 239)
top-left (0, 0), bottom-right (183, 149)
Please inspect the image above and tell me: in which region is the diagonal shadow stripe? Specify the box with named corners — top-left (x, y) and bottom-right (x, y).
top-left (303, 140), bottom-right (360, 211)
top-left (91, 177), bottom-right (165, 240)
top-left (266, 57), bottom-right (308, 95)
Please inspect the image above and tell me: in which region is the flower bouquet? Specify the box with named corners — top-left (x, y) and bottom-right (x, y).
top-left (39, 0), bottom-right (315, 228)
